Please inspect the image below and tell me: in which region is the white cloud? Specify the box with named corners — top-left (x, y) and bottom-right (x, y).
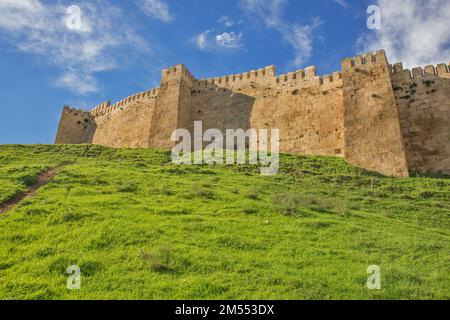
top-left (195, 30), bottom-right (211, 50)
top-left (136, 0), bottom-right (174, 22)
top-left (0, 0), bottom-right (45, 31)
top-left (215, 32), bottom-right (244, 49)
top-left (0, 0), bottom-right (150, 94)
top-left (333, 0), bottom-right (348, 8)
top-left (55, 70), bottom-right (97, 94)
top-left (359, 0), bottom-right (450, 68)
top-left (240, 0), bottom-right (322, 67)
top-left (195, 30), bottom-right (244, 51)
top-left (193, 14), bottom-right (245, 52)
top-left (280, 18), bottom-right (322, 68)
top-left (219, 16), bottom-right (235, 27)
top-left (241, 0), bottom-right (286, 28)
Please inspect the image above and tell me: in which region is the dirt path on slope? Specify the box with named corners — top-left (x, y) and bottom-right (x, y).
top-left (0, 165), bottom-right (66, 215)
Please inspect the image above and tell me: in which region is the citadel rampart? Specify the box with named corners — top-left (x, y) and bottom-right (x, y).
top-left (55, 50), bottom-right (450, 177)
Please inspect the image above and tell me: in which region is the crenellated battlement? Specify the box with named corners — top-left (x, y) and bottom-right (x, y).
top-left (90, 101), bottom-right (111, 117)
top-left (195, 64), bottom-right (342, 91)
top-left (63, 105), bottom-right (91, 115)
top-left (390, 62), bottom-right (450, 80)
top-left (162, 64), bottom-right (197, 84)
top-left (342, 50), bottom-right (388, 70)
top-left (276, 66), bottom-right (315, 83)
top-left (89, 88), bottom-right (160, 118)
top-left (275, 66), bottom-right (342, 89)
top-left (197, 65), bottom-right (276, 90)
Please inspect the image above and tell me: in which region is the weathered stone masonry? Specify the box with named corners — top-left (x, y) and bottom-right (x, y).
top-left (55, 50), bottom-right (450, 177)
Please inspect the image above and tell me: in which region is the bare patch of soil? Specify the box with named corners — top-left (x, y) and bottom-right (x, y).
top-left (0, 165), bottom-right (65, 215)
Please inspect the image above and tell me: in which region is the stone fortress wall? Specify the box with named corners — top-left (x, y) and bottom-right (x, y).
top-left (391, 63), bottom-right (450, 174)
top-left (55, 50), bottom-right (450, 177)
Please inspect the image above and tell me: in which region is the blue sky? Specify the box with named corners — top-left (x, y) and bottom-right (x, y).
top-left (0, 0), bottom-right (449, 144)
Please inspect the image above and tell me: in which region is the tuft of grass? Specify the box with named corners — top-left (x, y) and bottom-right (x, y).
top-left (243, 207), bottom-right (258, 215)
top-left (245, 189), bottom-right (260, 200)
top-left (419, 191), bottom-right (435, 199)
top-left (19, 174), bottom-right (37, 187)
top-left (161, 187), bottom-right (175, 196)
top-left (36, 248), bottom-right (56, 258)
top-left (141, 248), bottom-right (171, 273)
top-left (272, 193), bottom-right (357, 217)
top-left (23, 207), bottom-right (50, 216)
top-left (194, 189), bottom-right (215, 199)
top-left (139, 246), bottom-right (189, 274)
top-left (116, 182), bottom-right (138, 193)
top-left (78, 261), bottom-right (103, 277)
top-left (93, 176), bottom-right (108, 185)
top-left (272, 193), bottom-right (303, 216)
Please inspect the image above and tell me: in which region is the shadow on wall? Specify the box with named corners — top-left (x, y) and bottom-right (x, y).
top-left (392, 67), bottom-right (450, 175)
top-left (189, 83), bottom-right (256, 149)
top-left (54, 107), bottom-right (97, 145)
top-left (85, 120), bottom-right (97, 144)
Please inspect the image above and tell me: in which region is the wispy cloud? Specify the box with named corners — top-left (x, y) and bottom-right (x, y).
top-left (55, 71), bottom-right (98, 94)
top-left (195, 30), bottom-right (211, 50)
top-left (333, 0), bottom-right (348, 8)
top-left (219, 16), bottom-right (235, 27)
top-left (135, 0), bottom-right (174, 22)
top-left (358, 0), bottom-right (450, 68)
top-left (0, 0), bottom-right (150, 94)
top-left (240, 0), bottom-right (322, 68)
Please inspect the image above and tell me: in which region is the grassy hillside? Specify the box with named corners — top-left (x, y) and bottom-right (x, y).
top-left (0, 145), bottom-right (448, 300)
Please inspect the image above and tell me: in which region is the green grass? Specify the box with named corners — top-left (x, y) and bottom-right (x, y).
top-left (0, 144), bottom-right (448, 300)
